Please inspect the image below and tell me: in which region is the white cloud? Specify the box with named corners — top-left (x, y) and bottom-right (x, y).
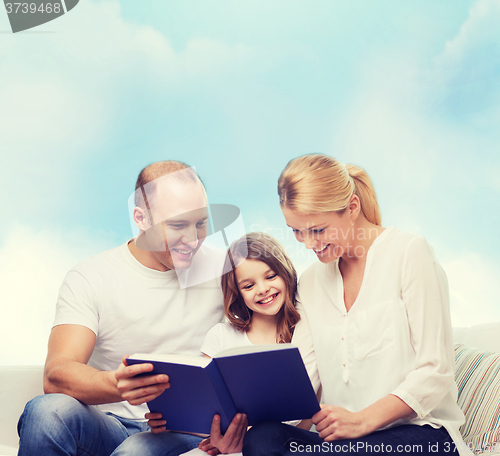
top-left (0, 224), bottom-right (116, 365)
top-left (435, 0), bottom-right (500, 84)
top-left (428, 0), bottom-right (500, 124)
top-left (0, 0), bottom-right (265, 225)
top-left (443, 253), bottom-right (500, 327)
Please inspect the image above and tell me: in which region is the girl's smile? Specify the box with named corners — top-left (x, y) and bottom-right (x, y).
top-left (257, 292), bottom-right (280, 306)
top-left (235, 259), bottom-right (286, 317)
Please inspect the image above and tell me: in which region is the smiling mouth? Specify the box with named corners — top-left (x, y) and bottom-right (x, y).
top-left (313, 244), bottom-right (329, 254)
top-left (258, 292), bottom-right (279, 305)
top-left (172, 248), bottom-right (194, 258)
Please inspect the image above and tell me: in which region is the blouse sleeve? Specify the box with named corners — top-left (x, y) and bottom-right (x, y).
top-left (390, 236), bottom-right (456, 419)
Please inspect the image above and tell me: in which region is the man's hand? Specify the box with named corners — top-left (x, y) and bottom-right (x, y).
top-left (312, 404), bottom-right (368, 442)
top-left (145, 412), bottom-right (168, 434)
top-left (199, 413), bottom-right (247, 455)
top-left (115, 356), bottom-right (170, 406)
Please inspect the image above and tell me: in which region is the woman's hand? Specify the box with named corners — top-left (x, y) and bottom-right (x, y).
top-left (313, 396), bottom-right (415, 442)
top-left (312, 405), bottom-right (369, 442)
top-left (145, 412), bottom-right (168, 434)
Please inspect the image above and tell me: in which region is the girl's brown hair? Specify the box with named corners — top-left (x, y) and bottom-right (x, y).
top-left (221, 232), bottom-right (300, 343)
top-left (278, 154), bottom-right (381, 225)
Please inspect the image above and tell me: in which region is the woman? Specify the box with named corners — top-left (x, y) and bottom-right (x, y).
top-left (242, 154), bottom-right (471, 456)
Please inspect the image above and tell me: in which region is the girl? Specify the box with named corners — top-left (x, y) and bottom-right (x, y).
top-left (203, 231), bottom-right (301, 352)
top-left (147, 232), bottom-right (320, 455)
top-left (243, 154), bottom-right (472, 456)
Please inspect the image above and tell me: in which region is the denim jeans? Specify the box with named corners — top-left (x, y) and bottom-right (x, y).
top-left (111, 431), bottom-right (204, 456)
top-left (17, 394), bottom-right (203, 456)
top-left (242, 422), bottom-right (458, 455)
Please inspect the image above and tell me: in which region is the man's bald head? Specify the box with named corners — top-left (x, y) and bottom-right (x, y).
top-left (131, 161), bottom-right (209, 272)
top-left (134, 161), bottom-right (203, 210)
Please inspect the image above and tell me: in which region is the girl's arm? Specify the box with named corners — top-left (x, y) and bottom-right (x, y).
top-left (290, 302), bottom-right (322, 432)
top-left (295, 384), bottom-right (322, 431)
top-left (292, 303), bottom-right (321, 395)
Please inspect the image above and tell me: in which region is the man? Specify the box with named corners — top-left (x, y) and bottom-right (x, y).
top-left (17, 161), bottom-right (247, 456)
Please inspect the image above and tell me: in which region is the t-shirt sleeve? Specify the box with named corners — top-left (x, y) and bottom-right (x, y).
top-left (200, 323), bottom-right (225, 358)
top-left (53, 269), bottom-right (99, 335)
top-left (291, 301), bottom-right (321, 395)
top-left (390, 236), bottom-right (456, 419)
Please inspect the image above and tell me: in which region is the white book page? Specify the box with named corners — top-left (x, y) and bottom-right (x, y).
top-left (128, 353), bottom-right (211, 368)
top-left (215, 343), bottom-right (295, 359)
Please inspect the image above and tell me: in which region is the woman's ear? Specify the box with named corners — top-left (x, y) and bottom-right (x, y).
top-left (348, 195), bottom-right (361, 221)
top-left (133, 207), bottom-right (150, 232)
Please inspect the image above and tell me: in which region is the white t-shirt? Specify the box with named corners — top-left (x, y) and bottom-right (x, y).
top-left (53, 241), bottom-right (224, 420)
top-left (297, 227), bottom-right (472, 455)
top-left (200, 322), bottom-right (252, 357)
top-left (201, 321), bottom-right (321, 395)
top-left (201, 321), bottom-right (321, 428)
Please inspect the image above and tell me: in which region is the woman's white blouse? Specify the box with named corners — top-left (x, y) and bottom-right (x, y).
top-left (296, 226), bottom-right (471, 455)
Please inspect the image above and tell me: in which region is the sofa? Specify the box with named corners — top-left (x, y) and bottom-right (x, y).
top-left (1, 323), bottom-right (499, 456)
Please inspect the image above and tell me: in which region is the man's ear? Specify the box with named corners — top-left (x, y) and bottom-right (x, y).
top-left (133, 207), bottom-right (150, 231)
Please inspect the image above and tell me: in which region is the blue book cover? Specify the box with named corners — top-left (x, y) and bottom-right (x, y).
top-left (128, 344), bottom-right (320, 434)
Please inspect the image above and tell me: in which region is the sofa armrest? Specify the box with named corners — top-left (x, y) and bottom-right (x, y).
top-left (0, 366), bottom-right (44, 448)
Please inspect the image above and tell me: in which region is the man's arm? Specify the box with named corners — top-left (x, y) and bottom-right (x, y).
top-left (44, 324), bottom-right (122, 404)
top-left (44, 324), bottom-right (169, 405)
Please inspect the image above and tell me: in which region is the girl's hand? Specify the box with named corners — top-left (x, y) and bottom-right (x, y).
top-left (207, 413), bottom-right (247, 454)
top-left (145, 412), bottom-right (168, 434)
top-left (198, 437), bottom-right (220, 455)
top-left (312, 405), bottom-right (369, 442)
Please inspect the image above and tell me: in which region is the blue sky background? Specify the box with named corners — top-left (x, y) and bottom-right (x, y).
top-left (1, 0), bottom-right (499, 364)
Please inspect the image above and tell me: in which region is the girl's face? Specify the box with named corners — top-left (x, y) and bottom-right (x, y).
top-left (235, 259), bottom-right (286, 317)
top-left (281, 206), bottom-right (353, 264)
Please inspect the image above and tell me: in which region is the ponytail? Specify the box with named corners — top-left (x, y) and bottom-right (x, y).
top-left (345, 164), bottom-right (381, 226)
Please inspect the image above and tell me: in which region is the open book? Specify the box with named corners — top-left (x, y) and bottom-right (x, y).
top-left (128, 344), bottom-right (320, 434)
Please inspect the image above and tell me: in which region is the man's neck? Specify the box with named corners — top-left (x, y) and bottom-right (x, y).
top-left (127, 239), bottom-right (170, 272)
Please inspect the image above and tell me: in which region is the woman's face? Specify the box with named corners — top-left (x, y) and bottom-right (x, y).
top-left (282, 206), bottom-right (354, 264)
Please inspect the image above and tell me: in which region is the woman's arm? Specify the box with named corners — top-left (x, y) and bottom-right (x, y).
top-left (314, 236), bottom-right (455, 441)
top-left (390, 236), bottom-right (456, 418)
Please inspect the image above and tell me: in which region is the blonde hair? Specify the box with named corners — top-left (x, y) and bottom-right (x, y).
top-left (221, 232), bottom-right (300, 344)
top-left (278, 154), bottom-right (381, 226)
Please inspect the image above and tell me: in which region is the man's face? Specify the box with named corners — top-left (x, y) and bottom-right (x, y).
top-left (140, 179), bottom-right (209, 271)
